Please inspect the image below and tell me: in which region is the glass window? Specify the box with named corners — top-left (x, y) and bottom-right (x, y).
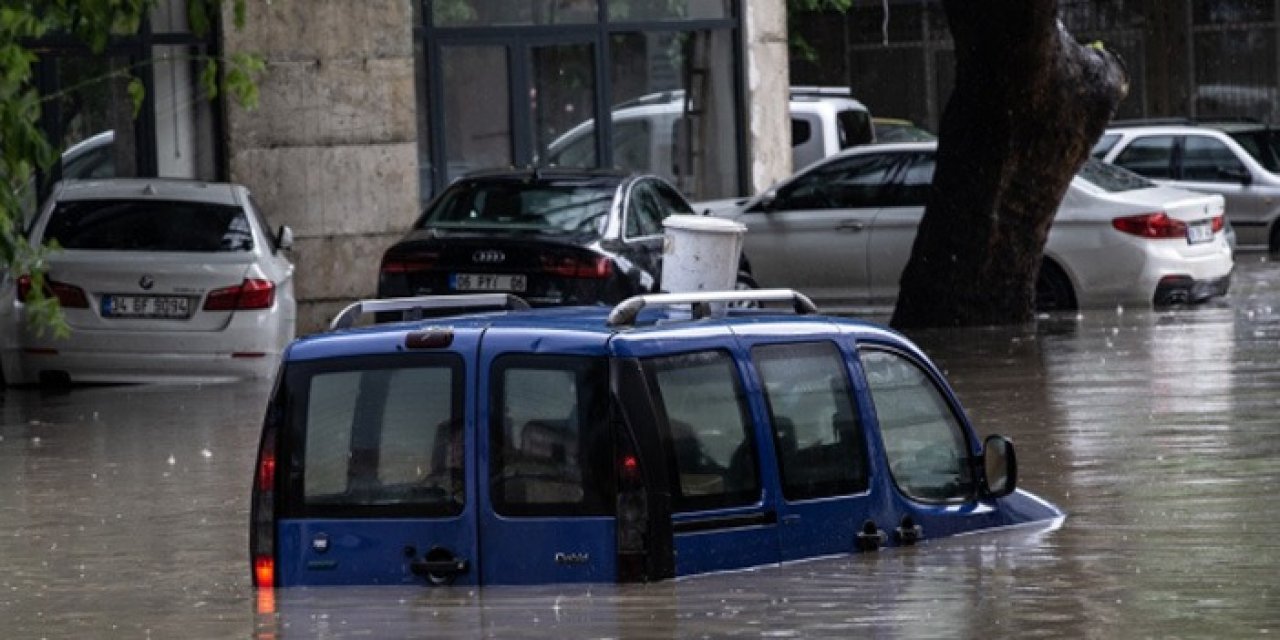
top-left (433, 0), bottom-right (598, 25)
top-left (775, 153), bottom-right (900, 210)
top-left (626, 181), bottom-right (668, 237)
top-left (646, 350), bottom-right (759, 511)
top-left (837, 109), bottom-right (873, 148)
top-left (303, 363), bottom-right (462, 514)
top-left (1181, 135), bottom-right (1247, 182)
top-left (792, 118), bottom-right (813, 146)
top-left (885, 152), bottom-right (934, 208)
top-left (490, 355), bottom-right (612, 516)
top-left (419, 177), bottom-right (619, 236)
top-left (442, 46), bottom-right (511, 182)
top-left (861, 349), bottom-right (975, 503)
top-left (653, 180), bottom-right (694, 215)
top-left (1091, 133), bottom-right (1120, 159)
top-left (753, 342), bottom-right (868, 501)
top-left (531, 43), bottom-right (597, 166)
top-left (1112, 136), bottom-right (1176, 179)
top-left (1229, 129), bottom-right (1280, 173)
top-left (43, 199), bottom-right (253, 252)
top-left (1076, 158), bottom-right (1155, 192)
top-left (609, 0), bottom-right (729, 21)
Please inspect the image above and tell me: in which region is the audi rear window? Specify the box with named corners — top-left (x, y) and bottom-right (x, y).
top-left (44, 199), bottom-right (254, 252)
top-left (420, 180), bottom-right (617, 236)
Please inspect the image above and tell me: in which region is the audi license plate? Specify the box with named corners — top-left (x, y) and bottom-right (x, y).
top-left (1187, 221), bottom-right (1213, 245)
top-left (102, 294), bottom-right (193, 319)
top-left (451, 273), bottom-right (527, 292)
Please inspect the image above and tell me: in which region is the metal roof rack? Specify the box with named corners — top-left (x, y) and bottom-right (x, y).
top-left (329, 294), bottom-right (530, 331)
top-left (606, 289), bottom-right (819, 328)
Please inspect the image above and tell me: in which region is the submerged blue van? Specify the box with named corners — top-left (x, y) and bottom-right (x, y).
top-left (250, 291), bottom-right (1062, 588)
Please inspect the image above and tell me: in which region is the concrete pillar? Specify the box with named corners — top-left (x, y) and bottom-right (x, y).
top-left (222, 0), bottom-right (420, 334)
top-left (744, 0), bottom-right (793, 194)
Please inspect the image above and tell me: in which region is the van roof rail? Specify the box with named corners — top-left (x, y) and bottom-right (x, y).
top-left (329, 294), bottom-right (531, 330)
top-left (607, 289), bottom-right (819, 328)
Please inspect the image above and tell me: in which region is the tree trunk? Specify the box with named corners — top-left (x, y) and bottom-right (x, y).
top-left (890, 0), bottom-right (1128, 329)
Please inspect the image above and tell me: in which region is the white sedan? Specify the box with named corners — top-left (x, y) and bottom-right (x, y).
top-left (1, 178), bottom-right (297, 385)
top-left (708, 142), bottom-right (1233, 313)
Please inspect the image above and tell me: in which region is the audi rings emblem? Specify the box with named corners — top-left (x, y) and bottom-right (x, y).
top-left (138, 274), bottom-right (155, 290)
top-left (472, 250), bottom-right (506, 264)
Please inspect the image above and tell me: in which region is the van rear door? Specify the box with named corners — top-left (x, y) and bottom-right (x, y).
top-left (476, 327), bottom-right (617, 584)
top-left (275, 335), bottom-right (479, 587)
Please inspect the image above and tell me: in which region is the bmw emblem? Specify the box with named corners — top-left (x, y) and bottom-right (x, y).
top-left (138, 275), bottom-right (155, 290)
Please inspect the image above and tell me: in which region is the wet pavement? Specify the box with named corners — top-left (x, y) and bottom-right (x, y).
top-left (2, 256), bottom-right (1279, 638)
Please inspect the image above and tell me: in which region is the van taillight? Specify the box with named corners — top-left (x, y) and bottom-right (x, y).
top-left (204, 279), bottom-right (276, 311)
top-left (615, 430), bottom-right (647, 559)
top-left (250, 426), bottom-right (278, 589)
top-left (16, 275), bottom-right (89, 308)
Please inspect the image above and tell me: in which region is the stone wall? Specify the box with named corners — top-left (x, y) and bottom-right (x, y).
top-left (221, 0), bottom-right (419, 334)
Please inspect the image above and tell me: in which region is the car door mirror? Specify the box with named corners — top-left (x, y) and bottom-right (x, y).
top-left (981, 434), bottom-right (1017, 498)
top-left (1218, 166), bottom-right (1252, 186)
top-left (275, 225), bottom-right (294, 253)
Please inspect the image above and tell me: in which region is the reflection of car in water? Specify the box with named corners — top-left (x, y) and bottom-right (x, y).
top-left (544, 88), bottom-right (874, 182)
top-left (249, 289), bottom-right (1059, 588)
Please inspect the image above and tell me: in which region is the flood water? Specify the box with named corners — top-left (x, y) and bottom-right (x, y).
top-left (2, 256), bottom-right (1279, 638)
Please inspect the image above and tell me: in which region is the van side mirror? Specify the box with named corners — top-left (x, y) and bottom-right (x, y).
top-left (275, 225), bottom-right (294, 253)
top-left (981, 434), bottom-right (1017, 498)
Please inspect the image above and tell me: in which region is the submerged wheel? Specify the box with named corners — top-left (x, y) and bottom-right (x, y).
top-left (1034, 260), bottom-right (1077, 312)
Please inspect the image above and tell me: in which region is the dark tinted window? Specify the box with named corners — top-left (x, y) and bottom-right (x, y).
top-left (1228, 129), bottom-right (1280, 173)
top-left (1091, 133), bottom-right (1121, 159)
top-left (754, 342), bottom-right (868, 501)
top-left (645, 350), bottom-right (760, 512)
top-left (625, 181), bottom-right (667, 237)
top-left (421, 179), bottom-right (618, 236)
top-left (837, 109), bottom-right (874, 147)
top-left (885, 152), bottom-right (934, 207)
top-left (653, 180), bottom-right (694, 215)
top-left (792, 118), bottom-right (813, 146)
top-left (490, 355), bottom-right (612, 516)
top-left (1076, 158), bottom-right (1155, 192)
top-left (774, 153), bottom-right (900, 210)
top-left (1112, 135), bottom-right (1176, 178)
top-left (302, 359), bottom-right (464, 516)
top-left (1181, 135), bottom-right (1247, 182)
top-left (44, 199), bottom-right (253, 252)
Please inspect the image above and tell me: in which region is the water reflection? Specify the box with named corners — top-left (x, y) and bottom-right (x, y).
top-left (3, 258), bottom-right (1280, 637)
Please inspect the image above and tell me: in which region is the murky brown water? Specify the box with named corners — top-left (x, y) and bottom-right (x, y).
top-left (2, 256), bottom-right (1279, 638)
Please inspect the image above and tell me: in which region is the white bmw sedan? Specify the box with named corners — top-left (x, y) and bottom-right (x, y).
top-left (1, 179), bottom-right (296, 385)
top-left (710, 142), bottom-right (1233, 313)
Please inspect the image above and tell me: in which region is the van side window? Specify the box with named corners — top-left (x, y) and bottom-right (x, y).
top-left (490, 355), bottom-right (612, 516)
top-left (302, 360), bottom-right (463, 515)
top-left (753, 342), bottom-right (868, 501)
top-left (645, 350), bottom-right (760, 511)
top-left (860, 348), bottom-right (975, 503)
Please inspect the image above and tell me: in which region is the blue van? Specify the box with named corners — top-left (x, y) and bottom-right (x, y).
top-left (250, 291), bottom-right (1062, 588)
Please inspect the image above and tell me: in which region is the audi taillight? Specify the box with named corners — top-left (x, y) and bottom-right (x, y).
top-left (381, 253), bottom-right (438, 274)
top-left (1111, 212), bottom-right (1187, 239)
top-left (203, 279), bottom-right (276, 311)
top-left (250, 421), bottom-right (278, 589)
top-left (16, 275), bottom-right (89, 308)
top-left (540, 254), bottom-right (613, 278)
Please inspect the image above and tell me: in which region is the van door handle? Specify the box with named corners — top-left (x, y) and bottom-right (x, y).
top-left (836, 220), bottom-right (865, 232)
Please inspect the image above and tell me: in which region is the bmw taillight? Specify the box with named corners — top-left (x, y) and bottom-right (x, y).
top-left (250, 422), bottom-right (278, 589)
top-left (1212, 215), bottom-right (1226, 233)
top-left (541, 254), bottom-right (613, 278)
top-left (1111, 212), bottom-right (1187, 239)
top-left (16, 275), bottom-right (89, 308)
top-left (203, 279), bottom-right (276, 311)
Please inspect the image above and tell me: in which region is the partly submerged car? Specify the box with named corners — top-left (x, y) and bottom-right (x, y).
top-left (1, 178), bottom-right (297, 385)
top-left (250, 291), bottom-right (1062, 588)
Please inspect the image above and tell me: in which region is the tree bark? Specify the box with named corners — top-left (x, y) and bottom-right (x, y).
top-left (890, 0), bottom-right (1128, 329)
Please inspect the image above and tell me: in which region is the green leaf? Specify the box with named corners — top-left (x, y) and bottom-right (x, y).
top-left (127, 76), bottom-right (145, 118)
top-left (200, 58), bottom-right (219, 99)
top-left (188, 0), bottom-right (210, 37)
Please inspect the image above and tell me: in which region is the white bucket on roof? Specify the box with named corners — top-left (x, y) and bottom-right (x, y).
top-left (660, 215), bottom-right (747, 295)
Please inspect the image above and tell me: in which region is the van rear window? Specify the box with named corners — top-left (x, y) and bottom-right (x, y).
top-left (489, 355), bottom-right (613, 516)
top-left (300, 358), bottom-right (464, 515)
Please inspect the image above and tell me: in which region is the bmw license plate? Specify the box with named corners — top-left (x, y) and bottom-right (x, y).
top-left (1187, 221), bottom-right (1213, 244)
top-left (451, 273), bottom-right (527, 292)
top-left (102, 294), bottom-right (193, 319)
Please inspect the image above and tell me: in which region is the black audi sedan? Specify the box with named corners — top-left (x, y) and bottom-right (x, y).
top-left (377, 168), bottom-right (698, 306)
